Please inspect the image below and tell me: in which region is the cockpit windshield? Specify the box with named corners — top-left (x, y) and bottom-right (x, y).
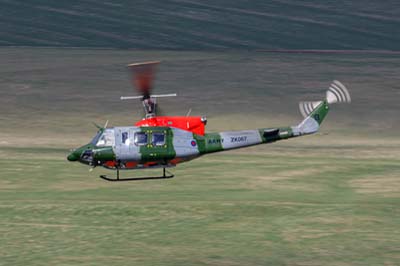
top-left (90, 131), bottom-right (102, 145)
top-left (94, 129), bottom-right (115, 147)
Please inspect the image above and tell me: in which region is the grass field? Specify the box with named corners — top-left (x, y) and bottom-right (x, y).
top-left (1, 48), bottom-right (399, 265)
top-left (1, 137), bottom-right (399, 266)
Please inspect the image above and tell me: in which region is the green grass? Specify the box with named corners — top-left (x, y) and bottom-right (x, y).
top-left (1, 141), bottom-right (399, 266)
top-left (1, 48), bottom-right (399, 265)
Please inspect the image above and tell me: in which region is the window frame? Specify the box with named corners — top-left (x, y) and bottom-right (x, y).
top-left (151, 132), bottom-right (166, 146)
top-left (96, 129), bottom-right (115, 147)
top-left (134, 132), bottom-right (148, 146)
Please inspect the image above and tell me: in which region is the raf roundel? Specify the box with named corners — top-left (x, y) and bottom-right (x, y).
top-left (191, 140), bottom-right (197, 147)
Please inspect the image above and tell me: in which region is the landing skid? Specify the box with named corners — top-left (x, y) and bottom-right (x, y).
top-left (99, 168), bottom-right (174, 182)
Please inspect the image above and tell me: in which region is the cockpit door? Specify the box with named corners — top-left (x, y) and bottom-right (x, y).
top-left (114, 127), bottom-right (140, 161)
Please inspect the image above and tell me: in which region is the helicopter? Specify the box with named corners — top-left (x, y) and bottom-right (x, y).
top-left (67, 61), bottom-right (351, 181)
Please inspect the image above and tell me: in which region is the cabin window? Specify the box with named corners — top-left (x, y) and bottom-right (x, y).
top-left (152, 132), bottom-right (166, 146)
top-left (134, 132), bottom-right (148, 146)
top-left (96, 129), bottom-right (115, 147)
top-left (122, 132), bottom-right (129, 144)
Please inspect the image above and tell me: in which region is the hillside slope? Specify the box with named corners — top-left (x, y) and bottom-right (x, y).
top-left (1, 0), bottom-right (399, 50)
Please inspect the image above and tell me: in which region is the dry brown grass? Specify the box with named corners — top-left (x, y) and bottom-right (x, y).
top-left (350, 174), bottom-right (400, 196)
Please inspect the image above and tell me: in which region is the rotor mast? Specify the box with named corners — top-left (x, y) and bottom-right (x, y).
top-left (121, 61), bottom-right (176, 118)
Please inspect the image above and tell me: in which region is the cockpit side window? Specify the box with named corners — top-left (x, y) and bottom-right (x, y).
top-left (96, 129), bottom-right (115, 147)
top-left (134, 132), bottom-right (148, 146)
top-left (152, 132), bottom-right (165, 146)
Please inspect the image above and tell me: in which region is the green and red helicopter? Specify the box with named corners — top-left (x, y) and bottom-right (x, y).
top-left (67, 61), bottom-right (351, 181)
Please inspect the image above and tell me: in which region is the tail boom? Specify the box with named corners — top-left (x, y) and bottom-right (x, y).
top-left (197, 80), bottom-right (349, 154)
top-left (197, 126), bottom-right (296, 154)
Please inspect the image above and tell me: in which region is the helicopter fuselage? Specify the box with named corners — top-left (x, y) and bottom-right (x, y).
top-left (67, 60), bottom-right (349, 180)
top-left (67, 122), bottom-right (300, 171)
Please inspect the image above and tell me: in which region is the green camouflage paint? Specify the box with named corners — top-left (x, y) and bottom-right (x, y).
top-left (193, 134), bottom-right (206, 154)
top-left (203, 133), bottom-right (224, 153)
top-left (94, 147), bottom-right (115, 161)
top-left (138, 127), bottom-right (176, 162)
top-left (311, 100), bottom-right (330, 125)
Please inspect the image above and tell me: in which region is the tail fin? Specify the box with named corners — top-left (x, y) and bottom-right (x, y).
top-left (294, 80), bottom-right (350, 135)
top-left (299, 80), bottom-right (351, 119)
top-left (299, 101), bottom-right (323, 118)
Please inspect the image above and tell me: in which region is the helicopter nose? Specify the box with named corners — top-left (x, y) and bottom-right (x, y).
top-left (67, 149), bottom-right (80, 161)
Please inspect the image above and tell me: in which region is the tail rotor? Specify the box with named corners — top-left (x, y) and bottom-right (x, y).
top-left (299, 101), bottom-right (323, 118)
top-left (299, 80), bottom-right (350, 118)
top-left (326, 80), bottom-right (351, 104)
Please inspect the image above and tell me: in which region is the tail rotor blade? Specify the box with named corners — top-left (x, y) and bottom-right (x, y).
top-left (299, 101), bottom-right (323, 118)
top-left (299, 80), bottom-right (351, 118)
top-left (326, 80), bottom-right (351, 104)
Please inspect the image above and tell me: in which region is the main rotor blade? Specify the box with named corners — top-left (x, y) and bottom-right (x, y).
top-left (127, 61), bottom-right (160, 96)
top-left (92, 122), bottom-right (102, 130)
top-left (120, 93), bottom-right (177, 100)
top-left (150, 93), bottom-right (177, 98)
top-left (120, 95), bottom-right (143, 100)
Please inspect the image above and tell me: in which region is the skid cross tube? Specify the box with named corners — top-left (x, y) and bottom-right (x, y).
top-left (99, 167), bottom-right (174, 182)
